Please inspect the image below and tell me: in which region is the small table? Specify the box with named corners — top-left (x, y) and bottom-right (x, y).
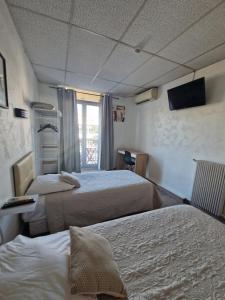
top-left (0, 195), bottom-right (38, 217)
top-left (0, 195), bottom-right (38, 244)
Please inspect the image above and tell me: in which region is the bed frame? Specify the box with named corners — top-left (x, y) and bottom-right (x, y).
top-left (13, 152), bottom-right (35, 196)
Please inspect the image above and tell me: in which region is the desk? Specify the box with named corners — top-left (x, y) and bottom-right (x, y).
top-left (116, 149), bottom-right (148, 177)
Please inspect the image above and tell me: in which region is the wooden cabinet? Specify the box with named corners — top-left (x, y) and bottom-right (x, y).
top-left (116, 149), bottom-right (148, 177)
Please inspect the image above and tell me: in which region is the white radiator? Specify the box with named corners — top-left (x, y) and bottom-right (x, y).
top-left (191, 160), bottom-right (225, 216)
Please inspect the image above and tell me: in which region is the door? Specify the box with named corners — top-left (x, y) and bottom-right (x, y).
top-left (77, 101), bottom-right (100, 170)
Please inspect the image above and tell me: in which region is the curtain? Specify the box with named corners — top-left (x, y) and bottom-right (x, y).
top-left (100, 94), bottom-right (114, 170)
top-left (57, 88), bottom-right (81, 173)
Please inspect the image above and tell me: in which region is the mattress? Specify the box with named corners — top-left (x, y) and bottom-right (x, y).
top-left (23, 170), bottom-right (155, 234)
top-left (2, 205), bottom-right (225, 299)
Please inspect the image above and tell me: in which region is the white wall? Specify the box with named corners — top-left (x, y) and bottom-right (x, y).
top-left (0, 0), bottom-right (39, 242)
top-left (39, 83), bottom-right (58, 109)
top-left (135, 59), bottom-right (225, 199)
top-left (113, 97), bottom-right (136, 158)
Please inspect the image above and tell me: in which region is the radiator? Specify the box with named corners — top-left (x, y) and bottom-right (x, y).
top-left (191, 160), bottom-right (225, 216)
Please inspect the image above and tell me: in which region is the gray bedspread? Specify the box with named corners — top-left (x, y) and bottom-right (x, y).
top-left (45, 170), bottom-right (155, 233)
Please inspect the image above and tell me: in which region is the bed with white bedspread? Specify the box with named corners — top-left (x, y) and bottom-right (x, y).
top-left (1, 205), bottom-right (225, 299)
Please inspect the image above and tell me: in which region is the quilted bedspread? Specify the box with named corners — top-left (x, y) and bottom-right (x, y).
top-left (90, 205), bottom-right (225, 299)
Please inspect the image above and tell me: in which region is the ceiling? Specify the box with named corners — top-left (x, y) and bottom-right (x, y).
top-left (6, 0), bottom-right (225, 96)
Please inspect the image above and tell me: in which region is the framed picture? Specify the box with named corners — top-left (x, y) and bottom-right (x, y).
top-left (113, 105), bottom-right (125, 122)
top-left (0, 53), bottom-right (8, 109)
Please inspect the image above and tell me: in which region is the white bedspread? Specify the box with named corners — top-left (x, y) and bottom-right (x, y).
top-left (45, 170), bottom-right (154, 233)
top-left (2, 205), bottom-right (225, 299)
top-left (0, 233), bottom-right (94, 300)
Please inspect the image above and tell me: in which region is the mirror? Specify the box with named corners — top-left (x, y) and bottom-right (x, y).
top-left (0, 53), bottom-right (8, 109)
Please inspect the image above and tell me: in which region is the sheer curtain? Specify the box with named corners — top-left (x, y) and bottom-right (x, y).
top-left (100, 94), bottom-right (114, 170)
top-left (57, 88), bottom-right (81, 173)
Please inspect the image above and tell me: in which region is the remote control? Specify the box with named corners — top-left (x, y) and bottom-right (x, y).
top-left (1, 199), bottom-right (35, 209)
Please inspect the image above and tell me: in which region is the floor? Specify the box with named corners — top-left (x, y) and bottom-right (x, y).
top-left (155, 185), bottom-right (184, 208)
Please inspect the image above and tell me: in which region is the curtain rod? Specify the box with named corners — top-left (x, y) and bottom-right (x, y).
top-left (49, 85), bottom-right (119, 100)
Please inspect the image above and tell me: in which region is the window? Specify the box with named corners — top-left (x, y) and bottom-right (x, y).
top-left (77, 94), bottom-right (100, 170)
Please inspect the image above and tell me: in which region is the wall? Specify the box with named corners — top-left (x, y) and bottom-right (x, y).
top-left (113, 97), bottom-right (136, 160)
top-left (0, 0), bottom-right (39, 242)
top-left (38, 83), bottom-right (136, 167)
top-left (135, 59), bottom-right (225, 199)
top-left (39, 83), bottom-right (58, 109)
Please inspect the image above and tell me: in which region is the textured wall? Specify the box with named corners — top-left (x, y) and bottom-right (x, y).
top-left (113, 97), bottom-right (136, 160)
top-left (0, 0), bottom-right (39, 242)
top-left (135, 59), bottom-right (225, 199)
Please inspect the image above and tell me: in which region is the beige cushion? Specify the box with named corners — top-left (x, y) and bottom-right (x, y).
top-left (69, 226), bottom-right (127, 299)
top-left (60, 171), bottom-right (81, 188)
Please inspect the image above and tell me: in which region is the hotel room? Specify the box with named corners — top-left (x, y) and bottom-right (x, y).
top-left (1, 0), bottom-right (225, 299)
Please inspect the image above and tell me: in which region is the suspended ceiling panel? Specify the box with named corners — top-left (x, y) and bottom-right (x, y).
top-left (65, 72), bottom-right (93, 90)
top-left (110, 84), bottom-right (141, 96)
top-left (33, 65), bottom-right (65, 85)
top-left (92, 77), bottom-right (118, 93)
top-left (8, 0), bottom-right (72, 22)
top-left (99, 44), bottom-right (151, 82)
top-left (159, 3), bottom-right (225, 64)
top-left (65, 71), bottom-right (117, 93)
top-left (146, 66), bottom-right (192, 88)
top-left (186, 43), bottom-right (225, 70)
top-left (7, 0), bottom-right (225, 96)
top-left (123, 57), bottom-right (178, 86)
top-left (71, 0), bottom-right (145, 39)
top-left (10, 7), bottom-right (68, 69)
top-left (67, 27), bottom-right (116, 76)
top-left (122, 0), bottom-right (222, 53)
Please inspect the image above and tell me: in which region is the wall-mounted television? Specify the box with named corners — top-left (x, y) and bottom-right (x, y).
top-left (167, 77), bottom-right (206, 110)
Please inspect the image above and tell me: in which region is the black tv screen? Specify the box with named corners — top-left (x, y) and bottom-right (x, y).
top-left (167, 77), bottom-right (206, 110)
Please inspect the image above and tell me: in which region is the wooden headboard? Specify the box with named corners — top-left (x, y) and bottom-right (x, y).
top-left (13, 152), bottom-right (35, 196)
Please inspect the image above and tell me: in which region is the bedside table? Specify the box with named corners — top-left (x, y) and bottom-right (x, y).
top-left (0, 195), bottom-right (39, 244)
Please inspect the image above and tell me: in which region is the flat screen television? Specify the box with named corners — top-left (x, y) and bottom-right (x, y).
top-left (167, 77), bottom-right (206, 110)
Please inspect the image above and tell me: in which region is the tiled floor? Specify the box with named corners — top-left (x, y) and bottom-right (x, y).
top-left (155, 185), bottom-right (184, 208)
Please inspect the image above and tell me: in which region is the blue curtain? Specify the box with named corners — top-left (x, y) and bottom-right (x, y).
top-left (100, 94), bottom-right (114, 170)
top-left (57, 88), bottom-right (81, 173)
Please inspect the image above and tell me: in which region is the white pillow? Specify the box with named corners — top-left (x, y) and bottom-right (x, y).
top-left (27, 174), bottom-right (75, 195)
top-left (60, 171), bottom-right (81, 188)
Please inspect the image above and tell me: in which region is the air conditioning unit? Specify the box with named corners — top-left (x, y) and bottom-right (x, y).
top-left (135, 88), bottom-right (158, 104)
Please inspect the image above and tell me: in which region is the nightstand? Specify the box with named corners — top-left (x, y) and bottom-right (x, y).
top-left (0, 195), bottom-right (39, 244)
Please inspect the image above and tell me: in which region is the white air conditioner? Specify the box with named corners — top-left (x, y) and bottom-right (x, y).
top-left (135, 88), bottom-right (158, 104)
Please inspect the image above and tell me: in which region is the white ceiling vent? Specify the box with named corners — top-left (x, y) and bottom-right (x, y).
top-left (135, 88), bottom-right (158, 104)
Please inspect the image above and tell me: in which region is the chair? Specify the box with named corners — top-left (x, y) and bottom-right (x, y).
top-left (123, 151), bottom-right (135, 171)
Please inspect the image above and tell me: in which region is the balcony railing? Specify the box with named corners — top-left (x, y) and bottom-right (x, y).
top-left (80, 139), bottom-right (99, 167)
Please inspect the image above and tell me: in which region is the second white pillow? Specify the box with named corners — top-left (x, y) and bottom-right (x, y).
top-left (60, 171), bottom-right (81, 188)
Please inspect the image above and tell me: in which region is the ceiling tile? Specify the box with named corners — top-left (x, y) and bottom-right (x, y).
top-left (33, 65), bottom-right (65, 84)
top-left (92, 78), bottom-right (117, 92)
top-left (145, 66), bottom-right (192, 87)
top-left (185, 43), bottom-right (225, 70)
top-left (159, 3), bottom-right (225, 64)
top-left (123, 56), bottom-right (178, 86)
top-left (110, 84), bottom-right (141, 96)
top-left (65, 72), bottom-right (93, 90)
top-left (122, 0), bottom-right (221, 53)
top-left (67, 27), bottom-right (116, 76)
top-left (10, 7), bottom-right (68, 69)
top-left (8, 0), bottom-right (71, 22)
top-left (65, 72), bottom-right (116, 93)
top-left (71, 0), bottom-right (145, 39)
top-left (99, 44), bottom-right (151, 82)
